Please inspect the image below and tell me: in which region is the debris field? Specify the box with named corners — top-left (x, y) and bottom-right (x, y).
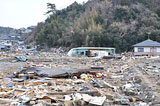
top-left (0, 52), bottom-right (160, 106)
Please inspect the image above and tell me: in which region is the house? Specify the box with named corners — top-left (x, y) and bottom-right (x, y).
top-left (68, 47), bottom-right (115, 57)
top-left (17, 26), bottom-right (35, 34)
top-left (133, 39), bottom-right (160, 56)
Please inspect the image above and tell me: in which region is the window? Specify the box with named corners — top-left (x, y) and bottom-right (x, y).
top-left (85, 51), bottom-right (88, 56)
top-left (138, 48), bottom-right (144, 52)
top-left (80, 51), bottom-right (84, 55)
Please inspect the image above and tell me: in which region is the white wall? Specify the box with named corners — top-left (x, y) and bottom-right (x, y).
top-left (134, 47), bottom-right (138, 52)
top-left (157, 48), bottom-right (160, 52)
top-left (134, 47), bottom-right (151, 52)
top-left (144, 47), bottom-right (150, 52)
top-left (134, 47), bottom-right (160, 52)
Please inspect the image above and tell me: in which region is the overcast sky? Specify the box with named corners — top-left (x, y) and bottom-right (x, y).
top-left (0, 0), bottom-right (88, 29)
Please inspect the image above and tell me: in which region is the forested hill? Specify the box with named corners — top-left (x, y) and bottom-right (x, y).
top-left (0, 26), bottom-right (16, 36)
top-left (28, 0), bottom-right (160, 52)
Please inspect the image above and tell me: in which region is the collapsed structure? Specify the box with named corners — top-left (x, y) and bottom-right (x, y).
top-left (67, 47), bottom-right (115, 58)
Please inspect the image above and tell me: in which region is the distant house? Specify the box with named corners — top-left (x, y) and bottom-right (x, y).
top-left (0, 36), bottom-right (24, 51)
top-left (133, 39), bottom-right (160, 56)
top-left (68, 47), bottom-right (115, 57)
top-left (17, 26), bottom-right (35, 34)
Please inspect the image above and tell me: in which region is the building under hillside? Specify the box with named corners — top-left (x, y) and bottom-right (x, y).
top-left (133, 39), bottom-right (160, 56)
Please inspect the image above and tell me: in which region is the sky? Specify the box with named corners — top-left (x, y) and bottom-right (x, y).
top-left (0, 0), bottom-right (88, 29)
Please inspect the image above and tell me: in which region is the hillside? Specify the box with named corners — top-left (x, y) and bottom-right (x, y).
top-left (27, 0), bottom-right (160, 52)
top-left (0, 26), bottom-right (16, 36)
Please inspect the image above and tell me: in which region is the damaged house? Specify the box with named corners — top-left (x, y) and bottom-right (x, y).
top-left (68, 47), bottom-right (115, 57)
top-left (133, 39), bottom-right (160, 56)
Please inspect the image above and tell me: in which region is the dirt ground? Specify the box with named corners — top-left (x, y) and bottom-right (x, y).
top-left (0, 53), bottom-right (160, 105)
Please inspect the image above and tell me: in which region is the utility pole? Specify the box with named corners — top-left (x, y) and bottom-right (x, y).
top-left (147, 32), bottom-right (151, 39)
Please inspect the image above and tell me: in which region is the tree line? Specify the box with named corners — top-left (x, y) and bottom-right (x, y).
top-left (29, 0), bottom-right (160, 52)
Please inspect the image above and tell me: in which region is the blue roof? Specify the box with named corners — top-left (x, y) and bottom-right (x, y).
top-left (133, 39), bottom-right (160, 47)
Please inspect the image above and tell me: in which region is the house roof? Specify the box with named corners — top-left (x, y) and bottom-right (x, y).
top-left (72, 47), bottom-right (115, 50)
top-left (133, 39), bottom-right (160, 47)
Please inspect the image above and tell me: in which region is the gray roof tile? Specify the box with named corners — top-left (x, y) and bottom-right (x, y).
top-left (133, 39), bottom-right (160, 47)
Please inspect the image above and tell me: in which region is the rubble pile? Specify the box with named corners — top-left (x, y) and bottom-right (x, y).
top-left (0, 52), bottom-right (160, 106)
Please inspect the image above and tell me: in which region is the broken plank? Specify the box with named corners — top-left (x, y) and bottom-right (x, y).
top-left (47, 90), bottom-right (100, 95)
